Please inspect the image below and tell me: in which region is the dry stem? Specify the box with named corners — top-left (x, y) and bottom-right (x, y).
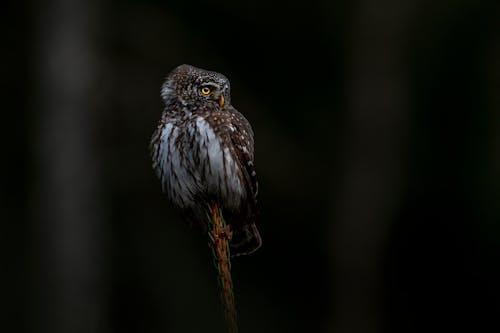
top-left (207, 201), bottom-right (238, 333)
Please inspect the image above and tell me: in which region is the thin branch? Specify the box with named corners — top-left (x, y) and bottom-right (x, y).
top-left (207, 201), bottom-right (238, 333)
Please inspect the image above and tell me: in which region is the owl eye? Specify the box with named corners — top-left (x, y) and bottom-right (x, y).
top-left (200, 87), bottom-right (211, 95)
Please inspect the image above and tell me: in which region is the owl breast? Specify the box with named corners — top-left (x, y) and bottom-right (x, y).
top-left (155, 116), bottom-right (245, 211)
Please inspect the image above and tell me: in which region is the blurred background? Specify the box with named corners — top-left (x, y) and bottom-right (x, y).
top-left (2, 0), bottom-right (499, 332)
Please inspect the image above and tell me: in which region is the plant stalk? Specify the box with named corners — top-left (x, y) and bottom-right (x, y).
top-left (207, 201), bottom-right (238, 333)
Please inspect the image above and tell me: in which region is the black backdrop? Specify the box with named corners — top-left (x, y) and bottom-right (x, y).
top-left (2, 0), bottom-right (500, 332)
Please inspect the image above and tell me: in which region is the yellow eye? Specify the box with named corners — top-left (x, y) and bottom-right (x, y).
top-left (201, 87), bottom-right (211, 95)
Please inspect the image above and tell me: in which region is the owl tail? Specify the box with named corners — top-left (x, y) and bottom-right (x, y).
top-left (230, 223), bottom-right (262, 257)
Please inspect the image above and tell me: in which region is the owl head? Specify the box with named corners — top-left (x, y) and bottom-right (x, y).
top-left (161, 64), bottom-right (231, 108)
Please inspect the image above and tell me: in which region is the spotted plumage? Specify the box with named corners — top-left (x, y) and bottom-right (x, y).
top-left (150, 64), bottom-right (261, 256)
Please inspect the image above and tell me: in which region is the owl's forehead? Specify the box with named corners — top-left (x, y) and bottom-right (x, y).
top-left (171, 64), bottom-right (229, 86)
top-left (195, 71), bottom-right (228, 85)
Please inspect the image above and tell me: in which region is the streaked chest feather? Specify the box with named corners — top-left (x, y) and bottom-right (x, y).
top-left (156, 116), bottom-right (244, 209)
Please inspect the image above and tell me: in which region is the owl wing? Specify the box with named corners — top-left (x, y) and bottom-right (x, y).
top-left (204, 105), bottom-right (261, 256)
top-left (225, 107), bottom-right (262, 256)
top-left (226, 107), bottom-right (258, 204)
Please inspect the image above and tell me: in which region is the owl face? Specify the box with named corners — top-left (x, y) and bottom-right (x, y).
top-left (161, 64), bottom-right (231, 108)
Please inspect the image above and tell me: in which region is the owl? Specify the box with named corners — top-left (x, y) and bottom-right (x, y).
top-left (150, 64), bottom-right (261, 257)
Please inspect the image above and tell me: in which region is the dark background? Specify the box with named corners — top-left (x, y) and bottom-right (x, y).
top-left (2, 0), bottom-right (500, 332)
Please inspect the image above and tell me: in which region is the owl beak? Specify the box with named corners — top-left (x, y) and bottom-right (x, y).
top-left (218, 94), bottom-right (225, 107)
